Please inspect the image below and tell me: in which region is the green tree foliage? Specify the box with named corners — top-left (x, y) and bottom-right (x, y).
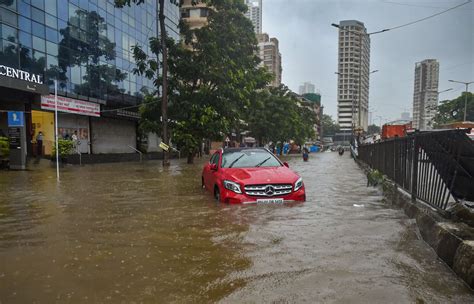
top-left (246, 85), bottom-right (315, 146)
top-left (321, 114), bottom-right (340, 137)
top-left (367, 124), bottom-right (381, 134)
top-left (0, 137), bottom-right (9, 159)
top-left (432, 92), bottom-right (474, 127)
top-left (124, 0), bottom-right (270, 163)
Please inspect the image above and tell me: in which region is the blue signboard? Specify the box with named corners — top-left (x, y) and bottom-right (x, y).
top-left (8, 111), bottom-right (24, 127)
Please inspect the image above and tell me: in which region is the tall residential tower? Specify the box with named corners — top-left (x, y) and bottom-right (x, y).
top-left (412, 59), bottom-right (439, 130)
top-left (299, 82), bottom-right (316, 95)
top-left (244, 0), bottom-right (263, 34)
top-left (336, 20), bottom-right (371, 132)
top-left (257, 33), bottom-right (282, 87)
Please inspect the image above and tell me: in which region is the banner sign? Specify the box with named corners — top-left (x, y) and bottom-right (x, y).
top-left (41, 95), bottom-right (100, 117)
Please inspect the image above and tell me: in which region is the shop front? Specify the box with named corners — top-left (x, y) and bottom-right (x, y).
top-left (38, 95), bottom-right (101, 155)
top-left (0, 67), bottom-right (49, 166)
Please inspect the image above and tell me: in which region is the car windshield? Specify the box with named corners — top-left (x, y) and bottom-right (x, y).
top-left (221, 149), bottom-right (281, 168)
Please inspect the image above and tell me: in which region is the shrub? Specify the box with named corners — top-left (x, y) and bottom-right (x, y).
top-left (52, 139), bottom-right (74, 157)
top-left (0, 137), bottom-right (9, 159)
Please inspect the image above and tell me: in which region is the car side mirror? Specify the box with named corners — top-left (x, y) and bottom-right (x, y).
top-left (210, 163), bottom-right (218, 171)
top-left (283, 162), bottom-right (289, 168)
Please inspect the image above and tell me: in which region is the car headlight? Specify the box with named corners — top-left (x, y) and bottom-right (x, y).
top-left (294, 177), bottom-right (303, 191)
top-left (223, 180), bottom-right (242, 194)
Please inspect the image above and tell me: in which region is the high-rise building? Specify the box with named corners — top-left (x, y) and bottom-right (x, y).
top-left (244, 0), bottom-right (262, 34)
top-left (400, 111), bottom-right (411, 121)
top-left (412, 59), bottom-right (439, 130)
top-left (0, 0), bottom-right (179, 159)
top-left (299, 82), bottom-right (315, 95)
top-left (257, 33), bottom-right (282, 87)
top-left (336, 20), bottom-right (371, 132)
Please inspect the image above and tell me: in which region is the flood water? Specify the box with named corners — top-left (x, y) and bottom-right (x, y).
top-left (1, 152), bottom-right (473, 303)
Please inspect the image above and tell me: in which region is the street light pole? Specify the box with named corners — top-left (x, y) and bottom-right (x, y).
top-left (449, 80), bottom-right (473, 122)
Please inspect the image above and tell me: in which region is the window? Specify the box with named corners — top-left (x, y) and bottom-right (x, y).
top-left (45, 13), bottom-right (57, 29)
top-left (210, 153), bottom-right (219, 166)
top-left (1, 24), bottom-right (18, 42)
top-left (32, 36), bottom-right (45, 52)
top-left (31, 0), bottom-right (45, 10)
top-left (19, 16), bottom-right (31, 33)
top-left (46, 40), bottom-right (57, 55)
top-left (45, 0), bottom-right (57, 16)
top-left (18, 0), bottom-right (31, 18)
top-left (31, 7), bottom-right (44, 23)
top-left (0, 7), bottom-right (17, 27)
top-left (32, 21), bottom-right (45, 38)
top-left (45, 27), bottom-right (57, 43)
top-left (19, 30), bottom-right (31, 47)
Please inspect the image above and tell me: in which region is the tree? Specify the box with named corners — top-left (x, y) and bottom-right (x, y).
top-left (115, 0), bottom-right (179, 166)
top-left (320, 114), bottom-right (339, 137)
top-left (367, 124), bottom-right (381, 134)
top-left (432, 92), bottom-right (474, 127)
top-left (119, 0), bottom-right (270, 164)
top-left (246, 85), bottom-right (316, 149)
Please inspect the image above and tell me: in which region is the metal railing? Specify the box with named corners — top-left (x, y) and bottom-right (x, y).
top-left (127, 145), bottom-right (143, 162)
top-left (358, 129), bottom-right (474, 210)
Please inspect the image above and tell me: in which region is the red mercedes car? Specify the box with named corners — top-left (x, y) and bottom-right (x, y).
top-left (202, 148), bottom-right (305, 204)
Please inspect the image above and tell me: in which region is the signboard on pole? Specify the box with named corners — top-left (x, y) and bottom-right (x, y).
top-left (159, 142), bottom-right (170, 151)
top-left (41, 95), bottom-right (100, 117)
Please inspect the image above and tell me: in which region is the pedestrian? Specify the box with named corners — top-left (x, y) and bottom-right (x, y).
top-left (338, 146), bottom-right (344, 156)
top-left (72, 130), bottom-right (79, 152)
top-left (302, 147), bottom-right (309, 161)
top-left (36, 131), bottom-right (44, 157)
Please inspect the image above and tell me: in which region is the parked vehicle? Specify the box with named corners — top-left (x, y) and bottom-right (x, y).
top-left (202, 148), bottom-right (306, 204)
top-left (381, 120), bottom-right (412, 140)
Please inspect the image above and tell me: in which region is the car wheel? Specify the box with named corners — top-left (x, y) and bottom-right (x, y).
top-left (214, 186), bottom-right (221, 202)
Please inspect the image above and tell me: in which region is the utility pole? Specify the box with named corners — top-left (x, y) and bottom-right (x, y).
top-left (158, 0), bottom-right (170, 166)
top-left (449, 80), bottom-right (473, 122)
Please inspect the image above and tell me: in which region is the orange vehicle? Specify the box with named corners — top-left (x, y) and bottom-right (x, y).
top-left (381, 120), bottom-right (412, 140)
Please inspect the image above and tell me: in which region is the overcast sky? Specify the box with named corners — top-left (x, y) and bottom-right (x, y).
top-left (262, 0), bottom-right (474, 124)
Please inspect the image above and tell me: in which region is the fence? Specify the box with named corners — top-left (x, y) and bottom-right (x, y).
top-left (358, 129), bottom-right (474, 211)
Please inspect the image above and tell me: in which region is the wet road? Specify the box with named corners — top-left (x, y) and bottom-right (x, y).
top-left (0, 152), bottom-right (473, 303)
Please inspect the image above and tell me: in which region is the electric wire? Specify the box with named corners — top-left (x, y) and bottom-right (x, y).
top-left (383, 0), bottom-right (472, 32)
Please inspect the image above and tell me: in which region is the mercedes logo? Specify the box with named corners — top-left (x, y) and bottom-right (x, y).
top-left (264, 185), bottom-right (275, 196)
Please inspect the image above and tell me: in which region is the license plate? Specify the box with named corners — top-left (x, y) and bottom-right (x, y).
top-left (256, 198), bottom-right (284, 204)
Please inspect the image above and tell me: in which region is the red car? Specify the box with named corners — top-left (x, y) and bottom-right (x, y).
top-left (202, 148), bottom-right (306, 204)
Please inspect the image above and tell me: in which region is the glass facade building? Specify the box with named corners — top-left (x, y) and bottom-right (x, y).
top-left (1, 0), bottom-right (158, 103)
top-left (0, 0), bottom-right (180, 158)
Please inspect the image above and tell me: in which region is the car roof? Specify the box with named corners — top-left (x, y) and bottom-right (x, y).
top-left (222, 147), bottom-right (269, 153)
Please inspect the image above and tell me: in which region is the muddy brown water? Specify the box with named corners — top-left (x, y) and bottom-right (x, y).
top-left (0, 152), bottom-right (473, 303)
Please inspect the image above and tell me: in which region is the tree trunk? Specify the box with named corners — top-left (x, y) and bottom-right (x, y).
top-left (187, 151), bottom-right (194, 164)
top-left (159, 0), bottom-right (170, 166)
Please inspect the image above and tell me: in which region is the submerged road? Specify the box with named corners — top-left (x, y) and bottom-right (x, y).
top-left (0, 152), bottom-right (473, 303)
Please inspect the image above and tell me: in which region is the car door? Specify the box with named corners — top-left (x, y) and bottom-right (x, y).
top-left (209, 151), bottom-right (221, 190)
top-left (204, 152), bottom-right (219, 190)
